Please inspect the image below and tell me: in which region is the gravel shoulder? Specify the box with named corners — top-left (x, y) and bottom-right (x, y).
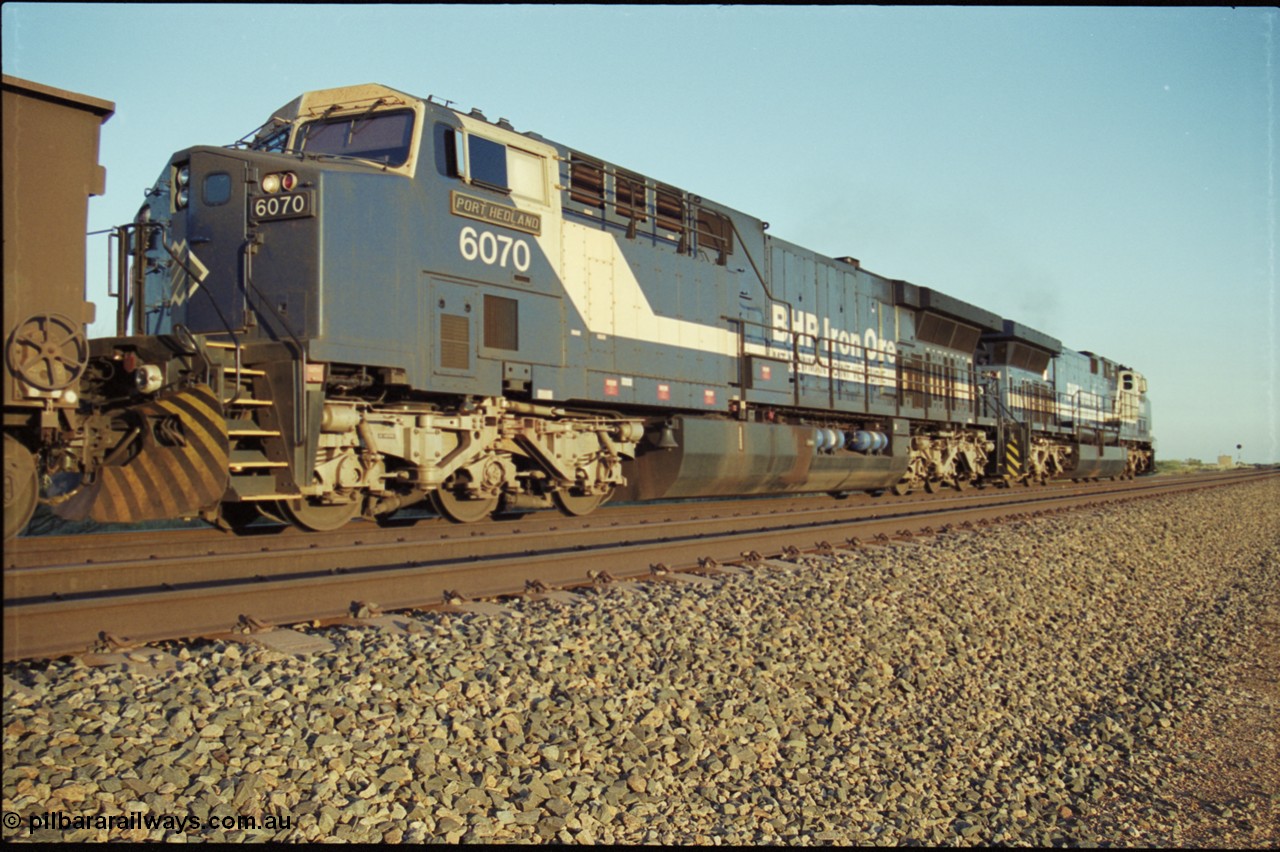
top-left (1093, 581), bottom-right (1280, 846)
top-left (4, 478), bottom-right (1278, 844)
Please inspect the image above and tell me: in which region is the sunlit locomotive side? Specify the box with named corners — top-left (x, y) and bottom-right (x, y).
top-left (64, 82), bottom-right (1153, 533)
top-left (3, 76), bottom-right (114, 540)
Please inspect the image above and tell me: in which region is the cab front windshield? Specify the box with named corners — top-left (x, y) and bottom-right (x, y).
top-left (295, 108), bottom-right (415, 166)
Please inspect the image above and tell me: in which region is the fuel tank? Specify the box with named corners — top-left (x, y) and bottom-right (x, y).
top-left (1057, 443), bottom-right (1128, 480)
top-left (617, 416), bottom-right (909, 501)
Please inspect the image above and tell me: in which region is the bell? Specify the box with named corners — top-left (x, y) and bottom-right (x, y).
top-left (655, 424), bottom-right (679, 450)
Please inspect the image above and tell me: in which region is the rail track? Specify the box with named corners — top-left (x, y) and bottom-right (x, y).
top-left (4, 471), bottom-right (1271, 661)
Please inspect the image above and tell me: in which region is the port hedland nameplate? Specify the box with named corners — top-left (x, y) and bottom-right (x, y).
top-left (450, 191), bottom-right (542, 236)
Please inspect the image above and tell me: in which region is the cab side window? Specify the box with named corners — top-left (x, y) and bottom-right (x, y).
top-left (468, 136), bottom-right (508, 192)
top-left (434, 124), bottom-right (514, 195)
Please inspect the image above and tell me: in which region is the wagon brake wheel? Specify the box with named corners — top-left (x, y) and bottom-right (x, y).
top-left (6, 313), bottom-right (89, 391)
top-left (552, 485), bottom-right (614, 517)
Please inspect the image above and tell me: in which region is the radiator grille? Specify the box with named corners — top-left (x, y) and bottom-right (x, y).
top-left (439, 313), bottom-right (470, 370)
top-left (484, 295), bottom-right (519, 351)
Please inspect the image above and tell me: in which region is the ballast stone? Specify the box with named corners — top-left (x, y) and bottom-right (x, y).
top-left (1, 480), bottom-right (1276, 844)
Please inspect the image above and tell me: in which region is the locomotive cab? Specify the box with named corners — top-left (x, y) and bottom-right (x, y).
top-left (77, 84), bottom-right (647, 530)
top-left (1115, 369), bottom-right (1146, 422)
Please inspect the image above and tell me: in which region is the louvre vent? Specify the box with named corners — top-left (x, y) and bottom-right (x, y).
top-left (917, 311), bottom-right (980, 353)
top-left (439, 313), bottom-right (470, 370)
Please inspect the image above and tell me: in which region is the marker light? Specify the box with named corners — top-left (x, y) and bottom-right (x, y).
top-left (262, 173), bottom-right (281, 194)
top-left (174, 164), bottom-right (190, 209)
top-left (280, 172), bottom-right (299, 191)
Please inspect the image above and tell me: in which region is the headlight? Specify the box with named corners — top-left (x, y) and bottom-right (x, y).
top-left (134, 365), bottom-right (163, 394)
top-left (262, 173), bottom-right (281, 194)
top-left (175, 187), bottom-right (190, 208)
top-left (176, 165), bottom-right (189, 187)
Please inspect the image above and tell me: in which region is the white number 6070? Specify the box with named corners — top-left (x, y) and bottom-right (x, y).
top-left (459, 226), bottom-right (531, 272)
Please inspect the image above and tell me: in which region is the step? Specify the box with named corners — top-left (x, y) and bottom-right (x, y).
top-left (232, 460), bottom-right (290, 473)
top-left (229, 428), bottom-right (282, 438)
top-left (229, 449), bottom-right (288, 473)
top-left (223, 398), bottom-right (274, 407)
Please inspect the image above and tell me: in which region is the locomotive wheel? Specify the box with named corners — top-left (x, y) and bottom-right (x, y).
top-left (951, 476), bottom-right (968, 492)
top-left (891, 481), bottom-right (912, 496)
top-left (277, 496), bottom-right (361, 532)
top-left (552, 486), bottom-right (613, 517)
top-left (4, 435), bottom-right (39, 540)
top-left (432, 488), bottom-right (498, 524)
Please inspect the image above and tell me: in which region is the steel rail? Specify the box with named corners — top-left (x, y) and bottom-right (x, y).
top-left (6, 470), bottom-right (1259, 571)
top-left (7, 472), bottom-right (1264, 600)
top-left (4, 472), bottom-right (1269, 662)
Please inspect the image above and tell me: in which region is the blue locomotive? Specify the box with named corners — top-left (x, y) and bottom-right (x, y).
top-left (57, 82), bottom-right (1153, 532)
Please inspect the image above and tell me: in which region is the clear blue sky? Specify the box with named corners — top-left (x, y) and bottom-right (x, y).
top-left (4, 4), bottom-right (1276, 463)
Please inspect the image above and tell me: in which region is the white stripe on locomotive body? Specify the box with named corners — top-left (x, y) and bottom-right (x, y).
top-left (557, 221), bottom-right (741, 358)
top-left (552, 219), bottom-right (918, 389)
top-left (451, 112), bottom-right (745, 363)
top-left (741, 340), bottom-right (904, 389)
top-left (1005, 390), bottom-right (1141, 426)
